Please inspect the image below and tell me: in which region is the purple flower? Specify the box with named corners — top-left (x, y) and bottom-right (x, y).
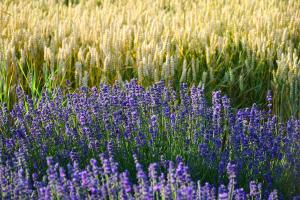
top-left (218, 185), bottom-right (228, 200)
top-left (268, 190), bottom-right (278, 200)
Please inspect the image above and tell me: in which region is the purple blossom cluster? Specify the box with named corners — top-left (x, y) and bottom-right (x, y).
top-left (0, 79), bottom-right (299, 199)
top-left (0, 152), bottom-right (280, 199)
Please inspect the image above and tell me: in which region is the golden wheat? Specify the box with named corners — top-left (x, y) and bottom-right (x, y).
top-left (1, 0), bottom-right (300, 117)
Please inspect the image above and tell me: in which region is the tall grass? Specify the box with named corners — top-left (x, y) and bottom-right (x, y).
top-left (1, 0), bottom-right (300, 118)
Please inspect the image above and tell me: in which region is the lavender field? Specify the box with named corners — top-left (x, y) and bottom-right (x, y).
top-left (0, 80), bottom-right (299, 199)
top-left (1, 0), bottom-right (300, 199)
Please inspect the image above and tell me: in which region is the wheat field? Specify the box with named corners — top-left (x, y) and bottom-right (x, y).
top-left (1, 0), bottom-right (300, 118)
